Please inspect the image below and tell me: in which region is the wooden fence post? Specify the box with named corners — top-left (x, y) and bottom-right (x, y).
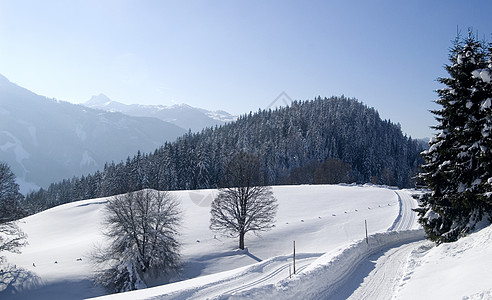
top-left (293, 240), bottom-right (296, 275)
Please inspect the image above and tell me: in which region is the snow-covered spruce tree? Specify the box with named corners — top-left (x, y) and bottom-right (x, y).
top-left (415, 31), bottom-right (492, 243)
top-left (0, 162), bottom-right (26, 222)
top-left (92, 189), bottom-right (181, 292)
top-left (477, 42), bottom-right (492, 203)
top-left (210, 152), bottom-right (278, 250)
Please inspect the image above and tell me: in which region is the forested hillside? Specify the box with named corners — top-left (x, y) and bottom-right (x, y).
top-left (24, 96), bottom-right (424, 213)
top-left (0, 74), bottom-right (185, 193)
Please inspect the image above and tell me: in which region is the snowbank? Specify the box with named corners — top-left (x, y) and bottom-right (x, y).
top-left (220, 229), bottom-right (425, 299)
top-left (398, 225), bottom-right (492, 300)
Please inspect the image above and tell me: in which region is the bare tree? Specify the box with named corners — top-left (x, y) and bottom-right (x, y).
top-left (210, 153), bottom-right (278, 250)
top-left (0, 222), bottom-right (27, 265)
top-left (92, 189), bottom-right (181, 292)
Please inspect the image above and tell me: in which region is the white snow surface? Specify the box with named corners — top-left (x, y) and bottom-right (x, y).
top-left (2, 184), bottom-right (492, 299)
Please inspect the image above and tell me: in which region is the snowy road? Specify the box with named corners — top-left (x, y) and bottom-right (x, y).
top-left (343, 240), bottom-right (427, 300)
top-left (181, 254), bottom-right (320, 299)
top-left (331, 190), bottom-right (423, 299)
top-left (389, 190), bottom-right (419, 231)
top-left (323, 190), bottom-right (423, 300)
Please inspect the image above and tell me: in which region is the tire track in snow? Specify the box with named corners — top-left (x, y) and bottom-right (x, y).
top-left (344, 240), bottom-right (427, 300)
top-left (184, 255), bottom-right (320, 299)
top-left (388, 190), bottom-right (418, 231)
top-left (224, 230), bottom-right (426, 300)
top-left (221, 264), bottom-right (289, 295)
top-left (221, 257), bottom-right (316, 296)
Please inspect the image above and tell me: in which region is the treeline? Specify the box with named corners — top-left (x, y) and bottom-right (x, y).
top-left (24, 96), bottom-right (424, 213)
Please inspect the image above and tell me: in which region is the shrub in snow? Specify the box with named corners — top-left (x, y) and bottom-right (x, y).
top-left (91, 189), bottom-right (181, 292)
top-left (415, 30), bottom-right (492, 243)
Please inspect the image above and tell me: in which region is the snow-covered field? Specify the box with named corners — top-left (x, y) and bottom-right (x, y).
top-left (2, 184), bottom-right (492, 299)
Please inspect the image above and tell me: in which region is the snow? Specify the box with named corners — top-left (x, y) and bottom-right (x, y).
top-left (482, 98), bottom-right (491, 110)
top-left (472, 69), bottom-right (491, 83)
top-left (457, 54), bottom-right (464, 64)
top-left (2, 185), bottom-right (492, 299)
top-left (0, 131), bottom-right (30, 163)
top-left (75, 124), bottom-right (87, 141)
top-left (80, 150), bottom-right (98, 168)
top-left (17, 120), bottom-right (39, 147)
top-left (424, 208), bottom-right (440, 221)
top-left (398, 225), bottom-right (492, 299)
top-left (480, 69), bottom-right (491, 83)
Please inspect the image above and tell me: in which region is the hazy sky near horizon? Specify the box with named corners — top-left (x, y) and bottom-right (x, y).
top-left (1, 1), bottom-right (491, 138)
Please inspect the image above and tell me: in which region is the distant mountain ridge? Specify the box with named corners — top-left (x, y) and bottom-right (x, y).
top-left (84, 94), bottom-right (236, 132)
top-left (25, 96), bottom-right (425, 212)
top-left (0, 74), bottom-right (186, 193)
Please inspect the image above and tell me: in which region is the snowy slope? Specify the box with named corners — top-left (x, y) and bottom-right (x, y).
top-left (91, 188), bottom-right (421, 300)
top-left (397, 224), bottom-right (492, 299)
top-left (3, 185), bottom-right (491, 300)
top-left (2, 184), bottom-right (400, 299)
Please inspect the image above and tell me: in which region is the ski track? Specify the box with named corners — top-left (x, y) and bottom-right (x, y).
top-left (344, 240), bottom-right (427, 300)
top-left (217, 258), bottom-right (311, 297)
top-left (392, 190), bottom-right (418, 231)
top-left (334, 190), bottom-right (422, 300)
top-left (171, 255), bottom-right (319, 299)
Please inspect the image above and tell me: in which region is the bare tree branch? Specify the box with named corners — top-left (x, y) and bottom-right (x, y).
top-left (210, 153), bottom-right (278, 249)
top-left (91, 189), bottom-right (181, 292)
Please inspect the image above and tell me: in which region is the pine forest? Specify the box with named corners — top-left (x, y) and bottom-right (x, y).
top-left (24, 96), bottom-right (424, 213)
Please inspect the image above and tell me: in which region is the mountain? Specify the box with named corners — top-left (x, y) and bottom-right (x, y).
top-left (25, 96), bottom-right (424, 211)
top-left (84, 94), bottom-right (236, 132)
top-left (0, 74), bottom-right (186, 193)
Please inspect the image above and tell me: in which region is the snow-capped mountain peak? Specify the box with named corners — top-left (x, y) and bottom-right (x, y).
top-left (85, 94), bottom-right (129, 112)
top-left (86, 93), bottom-right (112, 106)
top-left (83, 95), bottom-right (236, 131)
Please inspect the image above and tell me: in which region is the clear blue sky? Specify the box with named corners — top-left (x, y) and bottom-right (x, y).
top-left (1, 0), bottom-right (491, 138)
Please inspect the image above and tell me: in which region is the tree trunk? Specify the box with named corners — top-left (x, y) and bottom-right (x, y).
top-left (239, 231), bottom-right (245, 250)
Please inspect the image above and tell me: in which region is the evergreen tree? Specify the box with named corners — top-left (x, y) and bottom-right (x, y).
top-left (0, 162), bottom-right (25, 222)
top-left (477, 41), bottom-right (492, 206)
top-left (415, 31), bottom-right (492, 243)
top-left (0, 162), bottom-right (28, 265)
